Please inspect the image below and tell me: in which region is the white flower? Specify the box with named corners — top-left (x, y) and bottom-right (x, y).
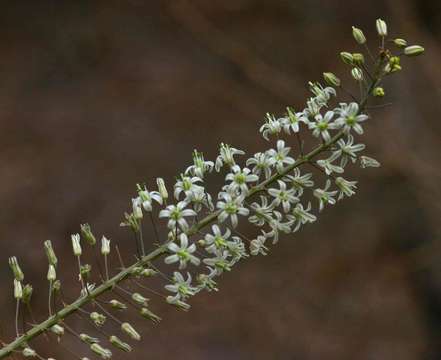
top-left (174, 175), bottom-right (203, 200)
top-left (259, 113), bottom-right (283, 140)
top-left (185, 150), bottom-right (214, 179)
top-left (225, 165), bottom-right (259, 195)
top-left (267, 180), bottom-right (299, 213)
top-left (313, 180), bottom-right (338, 211)
top-left (250, 234), bottom-right (269, 256)
top-left (165, 233), bottom-right (200, 269)
top-left (335, 134), bottom-right (366, 167)
top-left (165, 271), bottom-right (198, 300)
top-left (286, 202), bottom-right (317, 232)
top-left (216, 192), bottom-right (249, 228)
top-left (136, 184), bottom-right (163, 212)
top-left (248, 195), bottom-right (274, 226)
top-left (186, 187), bottom-right (214, 212)
top-left (227, 236), bottom-right (248, 264)
top-left (266, 140), bottom-right (295, 173)
top-left (335, 177), bottom-right (358, 200)
top-left (246, 152), bottom-right (274, 180)
top-left (166, 295), bottom-right (191, 311)
top-left (303, 98), bottom-right (322, 119)
top-left (309, 82), bottom-right (336, 105)
top-left (283, 168), bottom-right (314, 195)
top-left (203, 225), bottom-right (231, 254)
top-left (267, 211), bottom-right (292, 243)
top-left (215, 143), bottom-right (245, 171)
top-left (159, 201), bottom-right (197, 231)
top-left (334, 102), bottom-right (369, 135)
top-left (316, 152), bottom-right (344, 175)
top-left (197, 267), bottom-right (218, 292)
top-left (281, 107), bottom-right (306, 134)
top-left (203, 251), bottom-right (232, 275)
top-left (308, 111), bottom-right (338, 142)
top-left (360, 155), bottom-right (381, 168)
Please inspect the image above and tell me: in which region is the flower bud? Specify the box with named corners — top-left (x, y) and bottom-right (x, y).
top-left (50, 324), bottom-right (65, 336)
top-left (22, 347), bottom-right (36, 357)
top-left (90, 312), bottom-right (106, 326)
top-left (109, 335), bottom-right (132, 352)
top-left (156, 178), bottom-right (168, 201)
top-left (340, 52), bottom-right (354, 65)
top-left (140, 307), bottom-right (161, 323)
top-left (80, 333), bottom-right (100, 344)
top-left (373, 87), bottom-right (385, 97)
top-left (404, 45), bottom-right (425, 57)
top-left (101, 236), bottom-right (110, 255)
top-left (132, 198), bottom-right (143, 219)
top-left (71, 234), bottom-right (82, 256)
top-left (22, 284), bottom-right (33, 304)
top-left (80, 223), bottom-right (96, 246)
top-left (351, 67), bottom-right (363, 81)
top-left (109, 299), bottom-right (127, 310)
top-left (132, 292), bottom-right (149, 306)
top-left (323, 72), bottom-right (341, 87)
top-left (14, 279), bottom-right (23, 299)
top-left (352, 53), bottom-right (365, 66)
top-left (394, 38), bottom-right (407, 48)
top-left (80, 264), bottom-right (92, 280)
top-left (53, 280), bottom-right (61, 292)
top-left (8, 256), bottom-right (24, 281)
top-left (121, 322), bottom-right (141, 341)
top-left (376, 18), bottom-right (387, 37)
top-left (90, 343), bottom-right (112, 359)
top-left (360, 156), bottom-right (381, 168)
top-left (352, 26), bottom-right (366, 44)
top-left (141, 268), bottom-right (157, 277)
top-left (47, 264), bottom-right (57, 281)
top-left (44, 240), bottom-right (58, 267)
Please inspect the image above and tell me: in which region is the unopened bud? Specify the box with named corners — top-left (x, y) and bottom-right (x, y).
top-left (9, 256), bottom-right (24, 281)
top-left (352, 26), bottom-right (366, 44)
top-left (90, 312), bottom-right (106, 326)
top-left (394, 38), bottom-right (407, 48)
top-left (376, 18), bottom-right (387, 37)
top-left (14, 279), bottom-right (23, 299)
top-left (80, 333), bottom-right (100, 344)
top-left (90, 343), bottom-right (112, 359)
top-left (80, 264), bottom-right (92, 279)
top-left (156, 178), bottom-right (168, 201)
top-left (44, 240), bottom-right (58, 267)
top-left (323, 72), bottom-right (341, 87)
top-left (50, 324), bottom-right (65, 336)
top-left (109, 335), bottom-right (132, 352)
top-left (340, 52), bottom-right (354, 65)
top-left (71, 234), bottom-right (82, 256)
top-left (351, 67), bottom-right (363, 81)
top-left (80, 223), bottom-right (96, 246)
top-left (121, 322), bottom-right (141, 341)
top-left (53, 280), bottom-right (61, 292)
top-left (373, 87), bottom-right (385, 97)
top-left (352, 53), bottom-right (365, 66)
top-left (22, 347), bottom-right (36, 357)
top-left (47, 264), bottom-right (56, 281)
top-left (404, 45), bottom-right (424, 57)
top-left (22, 284), bottom-right (33, 304)
top-left (132, 198), bottom-right (143, 220)
top-left (132, 292), bottom-right (149, 307)
top-left (141, 268), bottom-right (157, 277)
top-left (109, 299), bottom-right (127, 310)
top-left (140, 307), bottom-right (161, 323)
top-left (101, 236), bottom-right (110, 255)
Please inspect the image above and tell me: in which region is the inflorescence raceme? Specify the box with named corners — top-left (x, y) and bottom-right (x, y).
top-left (1, 19), bottom-right (424, 359)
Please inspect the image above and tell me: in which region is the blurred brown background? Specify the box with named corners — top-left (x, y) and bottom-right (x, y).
top-left (0, 1), bottom-right (440, 359)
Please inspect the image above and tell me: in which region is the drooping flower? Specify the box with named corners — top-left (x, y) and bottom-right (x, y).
top-left (335, 177), bottom-right (358, 200)
top-left (313, 180), bottom-right (338, 211)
